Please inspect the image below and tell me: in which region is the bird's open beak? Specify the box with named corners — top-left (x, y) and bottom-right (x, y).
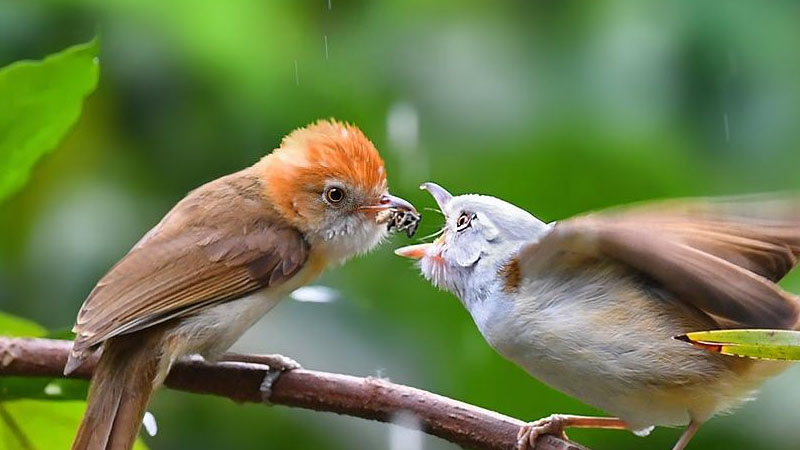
top-left (394, 243), bottom-right (432, 260)
top-left (378, 193), bottom-right (417, 212)
top-left (420, 182), bottom-right (453, 211)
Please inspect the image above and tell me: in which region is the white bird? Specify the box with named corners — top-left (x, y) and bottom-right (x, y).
top-left (396, 182), bottom-right (800, 450)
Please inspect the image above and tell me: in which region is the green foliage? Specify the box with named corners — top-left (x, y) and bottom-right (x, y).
top-left (0, 401), bottom-right (148, 450)
top-left (0, 38), bottom-right (99, 204)
top-left (0, 311), bottom-right (147, 449)
top-left (682, 329), bottom-right (800, 360)
top-left (2, 2), bottom-right (800, 449)
top-left (0, 312), bottom-right (45, 338)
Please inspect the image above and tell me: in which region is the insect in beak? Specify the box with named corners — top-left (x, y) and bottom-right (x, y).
top-left (367, 193), bottom-right (421, 237)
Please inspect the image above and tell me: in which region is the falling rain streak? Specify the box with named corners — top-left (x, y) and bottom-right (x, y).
top-left (723, 113), bottom-right (730, 142)
top-left (324, 35), bottom-right (329, 60)
top-left (294, 60), bottom-right (299, 85)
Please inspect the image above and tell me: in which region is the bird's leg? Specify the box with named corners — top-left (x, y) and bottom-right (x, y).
top-left (516, 414), bottom-right (629, 450)
top-left (219, 352), bottom-right (302, 404)
top-left (671, 421), bottom-right (702, 450)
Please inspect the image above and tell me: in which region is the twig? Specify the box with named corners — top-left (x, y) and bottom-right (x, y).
top-left (0, 337), bottom-right (589, 450)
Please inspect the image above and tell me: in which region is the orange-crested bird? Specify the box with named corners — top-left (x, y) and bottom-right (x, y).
top-left (66, 120), bottom-right (418, 450)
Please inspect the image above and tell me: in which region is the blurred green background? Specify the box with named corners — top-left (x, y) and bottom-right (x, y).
top-left (2, 1), bottom-right (800, 449)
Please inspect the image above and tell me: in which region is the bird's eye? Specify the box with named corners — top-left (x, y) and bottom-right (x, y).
top-left (324, 187), bottom-right (346, 204)
top-left (456, 213), bottom-right (473, 231)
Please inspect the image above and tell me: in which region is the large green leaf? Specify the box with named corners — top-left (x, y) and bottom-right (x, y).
top-left (0, 311), bottom-right (147, 448)
top-left (0, 401), bottom-right (148, 450)
top-left (678, 329), bottom-right (800, 360)
top-left (0, 312), bottom-right (87, 402)
top-left (0, 38), bottom-right (99, 203)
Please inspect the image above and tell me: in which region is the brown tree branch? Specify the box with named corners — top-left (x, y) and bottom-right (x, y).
top-left (0, 337), bottom-right (589, 450)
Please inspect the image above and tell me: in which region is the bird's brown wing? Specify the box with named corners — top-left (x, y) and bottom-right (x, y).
top-left (71, 170), bottom-right (309, 355)
top-left (516, 195), bottom-right (800, 329)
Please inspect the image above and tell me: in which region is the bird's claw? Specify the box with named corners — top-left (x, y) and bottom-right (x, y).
top-left (219, 353), bottom-right (301, 405)
top-left (255, 354), bottom-right (301, 404)
top-left (516, 414), bottom-right (569, 450)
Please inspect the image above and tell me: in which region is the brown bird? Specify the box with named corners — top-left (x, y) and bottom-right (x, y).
top-left (66, 120), bottom-right (418, 450)
top-left (397, 184), bottom-right (800, 450)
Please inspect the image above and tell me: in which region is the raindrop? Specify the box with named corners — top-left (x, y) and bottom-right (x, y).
top-left (143, 411), bottom-right (158, 437)
top-left (723, 113), bottom-right (730, 142)
top-left (324, 35), bottom-right (329, 60)
top-left (728, 51), bottom-right (738, 74)
top-left (44, 382), bottom-right (62, 396)
top-left (387, 101), bottom-right (428, 185)
top-left (294, 60), bottom-right (300, 86)
top-left (327, 0), bottom-right (332, 10)
top-left (290, 285), bottom-right (340, 303)
top-left (390, 411), bottom-right (423, 450)
top-left (387, 102), bottom-right (419, 151)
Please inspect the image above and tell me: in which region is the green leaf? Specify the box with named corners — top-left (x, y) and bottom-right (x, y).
top-left (0, 312), bottom-right (45, 338)
top-left (0, 377), bottom-right (88, 402)
top-left (0, 401), bottom-right (148, 450)
top-left (0, 311), bottom-right (148, 448)
top-left (45, 327), bottom-right (76, 340)
top-left (0, 312), bottom-right (83, 402)
top-left (0, 37), bottom-right (100, 203)
top-left (678, 329), bottom-right (800, 360)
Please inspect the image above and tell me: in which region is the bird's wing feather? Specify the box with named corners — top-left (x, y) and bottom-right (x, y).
top-left (515, 195), bottom-right (800, 329)
top-left (72, 170), bottom-right (309, 353)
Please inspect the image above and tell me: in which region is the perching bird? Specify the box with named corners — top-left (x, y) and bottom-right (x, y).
top-left (396, 183), bottom-right (800, 450)
top-left (66, 120), bottom-right (418, 450)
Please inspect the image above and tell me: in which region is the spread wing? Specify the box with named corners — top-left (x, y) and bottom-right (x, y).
top-left (71, 170), bottom-right (309, 355)
top-left (515, 195), bottom-right (800, 329)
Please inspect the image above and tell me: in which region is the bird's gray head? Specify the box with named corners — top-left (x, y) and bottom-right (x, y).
top-left (395, 182), bottom-right (549, 303)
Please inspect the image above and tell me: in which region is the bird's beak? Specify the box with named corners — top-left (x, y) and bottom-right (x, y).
top-left (420, 182), bottom-right (453, 212)
top-left (378, 193), bottom-right (417, 212)
top-left (394, 243), bottom-right (432, 260)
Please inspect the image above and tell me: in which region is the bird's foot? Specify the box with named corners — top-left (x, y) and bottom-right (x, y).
top-left (517, 414), bottom-right (570, 450)
top-left (220, 353), bottom-right (302, 404)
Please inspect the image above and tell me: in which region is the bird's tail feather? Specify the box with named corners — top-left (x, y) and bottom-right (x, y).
top-left (72, 331), bottom-right (164, 450)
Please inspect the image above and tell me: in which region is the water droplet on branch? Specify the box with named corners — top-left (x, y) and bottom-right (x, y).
top-left (143, 411), bottom-right (158, 437)
top-left (291, 285), bottom-right (340, 303)
top-left (390, 411), bottom-right (423, 450)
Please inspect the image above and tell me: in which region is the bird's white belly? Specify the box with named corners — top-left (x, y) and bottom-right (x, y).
top-left (469, 273), bottom-right (774, 431)
top-left (476, 297), bottom-right (691, 430)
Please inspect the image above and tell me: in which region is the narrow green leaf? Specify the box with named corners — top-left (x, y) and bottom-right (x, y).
top-left (0, 37), bottom-right (100, 203)
top-left (679, 329), bottom-right (800, 360)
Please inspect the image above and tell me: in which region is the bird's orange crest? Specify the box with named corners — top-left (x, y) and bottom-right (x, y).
top-left (258, 119), bottom-right (388, 229)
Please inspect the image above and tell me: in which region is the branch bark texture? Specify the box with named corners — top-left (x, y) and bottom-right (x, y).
top-left (0, 337), bottom-right (589, 450)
